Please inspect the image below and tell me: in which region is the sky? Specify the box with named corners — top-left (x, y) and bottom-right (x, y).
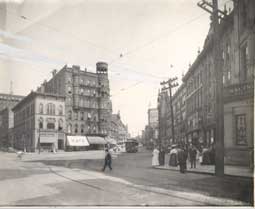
top-left (0, 0), bottom-right (233, 136)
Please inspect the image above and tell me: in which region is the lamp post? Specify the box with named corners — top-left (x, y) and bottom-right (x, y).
top-left (38, 128), bottom-right (41, 154)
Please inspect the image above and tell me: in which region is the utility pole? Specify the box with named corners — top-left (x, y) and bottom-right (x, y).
top-left (198, 0), bottom-right (225, 176)
top-left (160, 76), bottom-right (178, 144)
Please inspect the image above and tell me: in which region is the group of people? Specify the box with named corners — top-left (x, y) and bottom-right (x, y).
top-left (152, 144), bottom-right (198, 174)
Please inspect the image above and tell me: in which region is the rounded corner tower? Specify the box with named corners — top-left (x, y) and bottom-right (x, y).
top-left (96, 62), bottom-right (108, 74)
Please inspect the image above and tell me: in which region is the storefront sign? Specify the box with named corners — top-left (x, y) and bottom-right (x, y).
top-left (40, 132), bottom-right (57, 143)
top-left (67, 136), bottom-right (89, 146)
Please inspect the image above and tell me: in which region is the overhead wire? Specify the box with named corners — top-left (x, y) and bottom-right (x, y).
top-left (0, 0), bottom-right (232, 98)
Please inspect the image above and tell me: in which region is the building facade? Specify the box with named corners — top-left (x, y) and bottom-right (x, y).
top-left (0, 93), bottom-right (24, 148)
top-left (37, 62), bottom-right (112, 140)
top-left (12, 91), bottom-right (65, 152)
top-left (172, 84), bottom-right (186, 144)
top-left (0, 108), bottom-right (14, 148)
top-left (148, 108), bottom-right (158, 129)
top-left (0, 93), bottom-right (24, 111)
top-left (222, 0), bottom-right (254, 166)
top-left (158, 0), bottom-right (254, 166)
top-left (109, 112), bottom-right (130, 143)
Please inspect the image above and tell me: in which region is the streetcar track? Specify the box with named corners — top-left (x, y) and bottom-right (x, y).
top-left (45, 165), bottom-right (218, 205)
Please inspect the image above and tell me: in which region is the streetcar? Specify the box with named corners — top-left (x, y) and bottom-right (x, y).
top-left (125, 139), bottom-right (139, 153)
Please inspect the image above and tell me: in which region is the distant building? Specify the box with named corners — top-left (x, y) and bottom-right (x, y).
top-left (0, 93), bottom-right (24, 111)
top-left (37, 62), bottom-right (112, 142)
top-left (0, 108), bottom-right (14, 147)
top-left (0, 93), bottom-right (24, 148)
top-left (172, 84), bottom-right (186, 144)
top-left (148, 108), bottom-right (158, 129)
top-left (12, 91), bottom-right (65, 152)
top-left (109, 112), bottom-right (130, 143)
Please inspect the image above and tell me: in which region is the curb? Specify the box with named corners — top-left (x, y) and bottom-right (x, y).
top-left (154, 166), bottom-right (215, 176)
top-left (154, 166), bottom-right (253, 179)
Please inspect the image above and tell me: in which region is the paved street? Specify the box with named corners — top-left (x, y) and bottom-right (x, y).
top-left (0, 149), bottom-right (253, 206)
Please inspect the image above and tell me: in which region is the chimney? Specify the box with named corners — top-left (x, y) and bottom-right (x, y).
top-left (52, 69), bottom-right (57, 77)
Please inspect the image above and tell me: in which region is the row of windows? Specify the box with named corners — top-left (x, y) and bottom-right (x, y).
top-left (67, 110), bottom-right (98, 121)
top-left (67, 123), bottom-right (97, 134)
top-left (186, 89), bottom-right (202, 115)
top-left (39, 103), bottom-right (63, 115)
top-left (186, 71), bottom-right (203, 95)
top-left (38, 118), bottom-right (64, 130)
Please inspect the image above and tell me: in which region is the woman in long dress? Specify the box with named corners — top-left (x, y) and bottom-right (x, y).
top-left (152, 147), bottom-right (159, 166)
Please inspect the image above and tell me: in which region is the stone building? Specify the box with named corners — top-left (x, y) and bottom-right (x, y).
top-left (222, 0), bottom-right (254, 166)
top-left (37, 62), bottom-right (112, 141)
top-left (158, 0), bottom-right (254, 166)
top-left (12, 91), bottom-right (65, 152)
top-left (157, 90), bottom-right (171, 148)
top-left (109, 112), bottom-right (130, 143)
top-left (172, 84), bottom-right (186, 144)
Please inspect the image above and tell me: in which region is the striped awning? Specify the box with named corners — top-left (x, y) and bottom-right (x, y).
top-left (87, 136), bottom-right (107, 145)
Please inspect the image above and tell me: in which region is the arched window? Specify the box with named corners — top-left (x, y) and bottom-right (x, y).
top-left (68, 86), bottom-right (72, 94)
top-left (68, 110), bottom-right (72, 120)
top-left (74, 124), bottom-right (78, 134)
top-left (58, 119), bottom-right (63, 131)
top-left (58, 105), bottom-right (63, 115)
top-left (47, 118), bottom-right (55, 130)
top-left (80, 112), bottom-right (84, 120)
top-left (38, 117), bottom-right (43, 129)
top-left (47, 103), bottom-right (55, 115)
top-left (74, 111), bottom-right (78, 120)
top-left (67, 123), bottom-right (72, 133)
top-left (81, 124), bottom-right (84, 134)
top-left (39, 103), bottom-right (43, 114)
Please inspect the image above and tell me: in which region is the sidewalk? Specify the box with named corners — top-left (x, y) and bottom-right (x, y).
top-left (1, 150), bottom-right (121, 162)
top-left (155, 155), bottom-right (253, 178)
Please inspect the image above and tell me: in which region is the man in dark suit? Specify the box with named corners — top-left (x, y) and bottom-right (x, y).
top-left (102, 149), bottom-right (112, 171)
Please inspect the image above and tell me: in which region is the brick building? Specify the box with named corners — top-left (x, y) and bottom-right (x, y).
top-left (12, 91), bottom-right (65, 152)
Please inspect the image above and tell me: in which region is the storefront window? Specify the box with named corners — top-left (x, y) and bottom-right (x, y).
top-left (236, 114), bottom-right (247, 145)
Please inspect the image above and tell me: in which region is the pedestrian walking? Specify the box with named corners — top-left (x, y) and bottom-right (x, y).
top-left (102, 149), bottom-right (112, 171)
top-left (177, 147), bottom-right (187, 173)
top-left (152, 146), bottom-right (159, 167)
top-left (189, 145), bottom-right (197, 168)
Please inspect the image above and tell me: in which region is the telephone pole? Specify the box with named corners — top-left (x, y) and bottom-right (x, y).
top-left (160, 76), bottom-right (178, 144)
top-left (198, 0), bottom-right (225, 176)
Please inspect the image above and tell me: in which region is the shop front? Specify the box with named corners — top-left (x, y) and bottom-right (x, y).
top-left (39, 131), bottom-right (58, 152)
top-left (66, 135), bottom-right (89, 151)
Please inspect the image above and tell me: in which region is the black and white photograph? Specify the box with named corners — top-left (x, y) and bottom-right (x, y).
top-left (0, 0), bottom-right (254, 207)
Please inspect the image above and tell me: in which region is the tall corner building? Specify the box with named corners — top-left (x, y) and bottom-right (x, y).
top-left (39, 62), bottom-right (112, 138)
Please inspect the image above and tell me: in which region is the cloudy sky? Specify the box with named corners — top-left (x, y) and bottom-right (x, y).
top-left (0, 0), bottom-right (232, 136)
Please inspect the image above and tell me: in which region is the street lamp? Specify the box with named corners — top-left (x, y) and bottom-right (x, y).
top-left (38, 128), bottom-right (41, 154)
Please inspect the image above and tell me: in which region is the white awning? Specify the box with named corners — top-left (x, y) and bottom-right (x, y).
top-left (105, 137), bottom-right (117, 145)
top-left (67, 136), bottom-right (89, 146)
top-left (87, 136), bottom-right (106, 144)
